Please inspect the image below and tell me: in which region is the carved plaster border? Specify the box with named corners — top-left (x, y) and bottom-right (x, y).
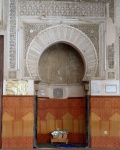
top-left (18, 1), bottom-right (105, 18)
top-left (9, 0), bottom-right (17, 69)
top-left (26, 24), bottom-right (98, 81)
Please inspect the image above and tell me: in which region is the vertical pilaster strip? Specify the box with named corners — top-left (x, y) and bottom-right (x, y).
top-left (9, 0), bottom-right (17, 69)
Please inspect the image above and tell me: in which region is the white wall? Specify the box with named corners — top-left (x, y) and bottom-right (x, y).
top-left (115, 0), bottom-right (120, 27)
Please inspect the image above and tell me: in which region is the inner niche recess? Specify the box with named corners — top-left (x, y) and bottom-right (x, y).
top-left (38, 43), bottom-right (85, 84)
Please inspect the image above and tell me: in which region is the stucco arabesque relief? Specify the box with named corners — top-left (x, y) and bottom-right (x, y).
top-left (9, 0), bottom-right (17, 69)
top-left (107, 43), bottom-right (115, 79)
top-left (9, 0), bottom-right (114, 80)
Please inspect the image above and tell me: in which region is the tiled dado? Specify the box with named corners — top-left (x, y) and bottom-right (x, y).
top-left (90, 96), bottom-right (120, 148)
top-left (2, 96), bottom-right (34, 148)
top-left (1, 96), bottom-right (120, 148)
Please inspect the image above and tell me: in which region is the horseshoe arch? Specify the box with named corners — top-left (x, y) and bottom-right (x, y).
top-left (26, 24), bottom-right (98, 81)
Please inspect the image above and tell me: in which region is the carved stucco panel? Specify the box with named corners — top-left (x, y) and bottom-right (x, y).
top-left (18, 0), bottom-right (114, 21)
top-left (26, 24), bottom-right (98, 81)
top-left (9, 0), bottom-right (17, 69)
top-left (108, 43), bottom-right (114, 69)
top-left (18, 1), bottom-right (105, 18)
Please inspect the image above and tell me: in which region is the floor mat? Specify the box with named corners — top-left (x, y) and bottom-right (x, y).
top-left (52, 143), bottom-right (82, 148)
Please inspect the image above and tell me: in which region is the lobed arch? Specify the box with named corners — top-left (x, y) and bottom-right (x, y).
top-left (26, 24), bottom-right (98, 81)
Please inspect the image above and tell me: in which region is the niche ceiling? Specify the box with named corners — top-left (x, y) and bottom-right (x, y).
top-left (38, 43), bottom-right (85, 84)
